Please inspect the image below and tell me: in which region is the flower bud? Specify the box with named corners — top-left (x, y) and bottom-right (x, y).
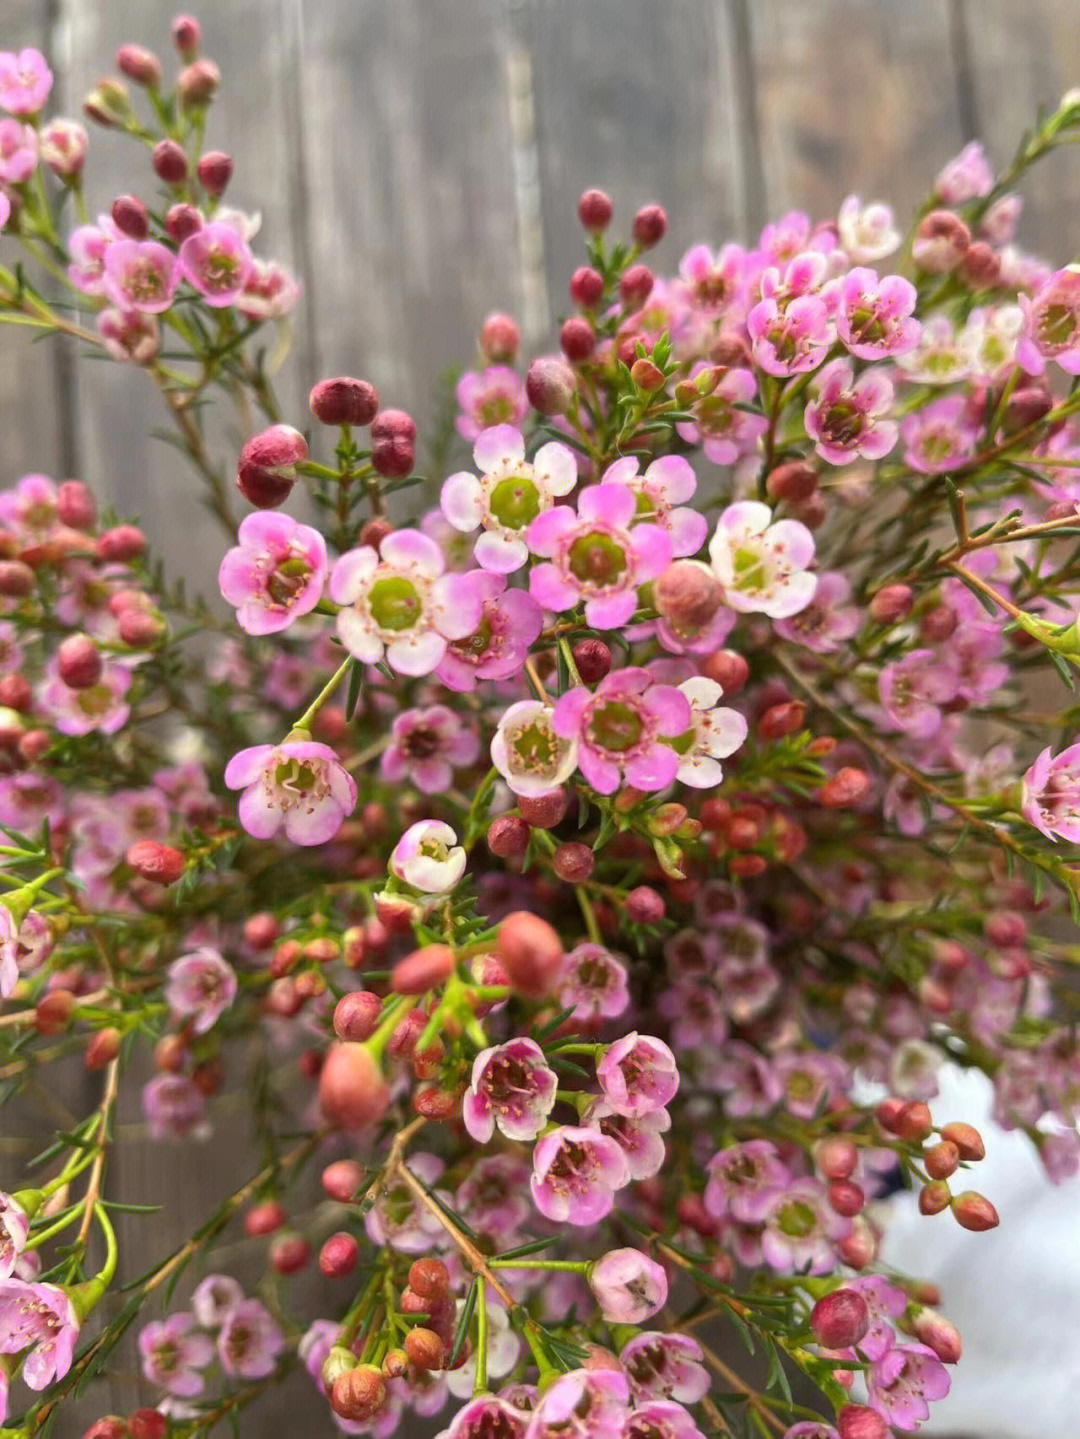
top-left (810, 1288), bottom-right (871, 1349)
top-left (271, 1232), bottom-right (311, 1274)
top-left (83, 78), bottom-right (131, 129)
top-left (766, 461), bottom-right (818, 504)
top-left (85, 1027), bottom-right (122, 1071)
top-left (632, 203), bottom-right (667, 248)
top-left (570, 265), bottom-right (605, 308)
top-left (919, 1180), bottom-right (952, 1215)
top-left (816, 1136), bottom-right (858, 1180)
top-left (619, 263), bottom-right (654, 305)
top-left (818, 768), bottom-right (870, 809)
top-left (561, 316), bottom-right (596, 361)
top-left (912, 209), bottom-right (971, 273)
top-left (578, 188), bottom-right (613, 231)
top-left (57, 480), bottom-right (96, 528)
top-left (919, 603), bottom-right (957, 642)
top-left (479, 311), bottom-right (520, 362)
top-left (494, 911), bottom-right (563, 998)
top-left (119, 608), bottom-right (165, 647)
top-left (332, 990), bottom-right (380, 1042)
top-left (151, 137), bottom-right (189, 184)
top-left (655, 560), bottom-right (723, 631)
top-left (244, 1200), bottom-right (286, 1236)
top-left (836, 1215), bottom-right (877, 1268)
top-left (837, 1404), bottom-right (890, 1439)
top-left (237, 424), bottom-right (308, 509)
top-left (391, 944), bottom-right (455, 995)
top-left (758, 701), bottom-right (806, 741)
top-left (950, 1190), bottom-right (999, 1231)
top-left (631, 357), bottom-right (665, 391)
top-left (526, 357), bottom-right (575, 416)
top-left (165, 201), bottom-right (202, 242)
top-left (35, 990), bottom-right (75, 1035)
top-left (894, 1099), bottom-right (933, 1142)
top-left (960, 239), bottom-right (1000, 289)
top-left (57, 633), bottom-right (102, 689)
top-left (572, 638), bottom-right (611, 684)
top-left (128, 1412), bottom-right (167, 1439)
top-left (370, 408), bottom-right (416, 477)
top-left (1002, 385), bottom-right (1054, 434)
top-left (625, 885), bottom-right (665, 924)
top-left (404, 1327), bottom-right (444, 1371)
top-left (553, 841), bottom-right (595, 884)
top-left (382, 1348), bottom-right (408, 1379)
top-left (318, 1043), bottom-right (390, 1130)
top-left (126, 839), bottom-right (185, 886)
top-left (487, 814), bottom-right (530, 858)
top-left (96, 524), bottom-right (145, 561)
top-left (309, 377), bottom-right (379, 427)
top-left (111, 194), bottom-right (149, 239)
top-left (924, 1139), bottom-right (960, 1180)
top-left (178, 59), bottom-right (221, 108)
top-left (83, 1418), bottom-right (129, 1439)
top-left (321, 1159), bottom-right (362, 1202)
top-left (940, 1121), bottom-right (985, 1160)
top-left (197, 150), bottom-right (233, 197)
top-left (0, 674), bottom-right (31, 711)
top-left (828, 1178), bottom-right (865, 1216)
top-left (911, 1307), bottom-right (962, 1363)
top-left (331, 1365), bottom-right (387, 1421)
top-left (518, 788), bottom-right (568, 829)
top-left (116, 44), bottom-right (162, 87)
top-left (0, 560), bottom-right (34, 597)
top-left (172, 14), bottom-right (202, 58)
top-left (702, 648), bottom-right (749, 693)
top-left (408, 1256), bottom-right (451, 1299)
top-left (40, 120), bottom-right (89, 180)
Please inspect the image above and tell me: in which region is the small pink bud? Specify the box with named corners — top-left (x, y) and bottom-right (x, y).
top-left (818, 768), bottom-right (871, 809)
top-left (321, 1159), bottom-right (362, 1202)
top-left (828, 1178), bottom-right (865, 1216)
top-left (950, 1190), bottom-right (999, 1231)
top-left (111, 193), bottom-right (150, 238)
top-left (270, 1232), bottom-right (311, 1275)
top-left (487, 814), bottom-right (530, 859)
top-left (632, 203), bottom-right (667, 248)
top-left (96, 524), bottom-right (145, 561)
top-left (561, 316), bottom-right (596, 361)
top-left (116, 44), bottom-right (162, 88)
top-left (573, 637), bottom-right (612, 683)
top-left (810, 1288), bottom-right (871, 1349)
top-left (126, 839), bottom-right (185, 886)
top-left (165, 202), bottom-right (202, 242)
top-left (494, 911), bottom-right (563, 998)
top-left (619, 263), bottom-right (654, 305)
top-left (702, 649), bottom-right (749, 693)
top-left (56, 480), bottom-right (96, 528)
top-left (578, 188), bottom-right (613, 231)
top-left (625, 885), bottom-right (665, 924)
top-left (526, 357), bottom-right (575, 416)
top-left (318, 1042), bottom-right (390, 1130)
top-left (172, 14), bottom-right (203, 58)
top-left (836, 1215), bottom-right (877, 1268)
top-left (118, 608), bottom-right (165, 647)
top-left (177, 58), bottom-right (220, 107)
top-left (197, 149), bottom-right (233, 196)
top-left (894, 1099), bottom-right (933, 1142)
top-left (766, 460), bottom-right (818, 504)
top-left (244, 1200), bottom-right (286, 1236)
top-left (816, 1136), bottom-right (858, 1180)
top-left (758, 701), bottom-right (806, 741)
top-left (333, 991), bottom-right (382, 1042)
top-left (309, 377), bottom-right (379, 427)
top-left (869, 583), bottom-right (914, 624)
top-left (237, 424), bottom-right (308, 508)
top-left (370, 408), bottom-right (416, 477)
top-left (654, 560), bottom-right (723, 631)
top-left (960, 239), bottom-right (1000, 288)
top-left (517, 789), bottom-right (568, 828)
top-left (320, 1231), bottom-right (359, 1278)
top-left (243, 912), bottom-right (279, 950)
top-left (912, 209), bottom-right (971, 273)
top-left (57, 633), bottom-right (102, 689)
top-left (919, 603), bottom-right (957, 642)
top-left (479, 311), bottom-right (520, 363)
top-left (911, 1308), bottom-right (962, 1363)
top-left (837, 1403), bottom-right (890, 1439)
top-left (570, 265), bottom-right (605, 308)
top-left (391, 944), bottom-right (455, 996)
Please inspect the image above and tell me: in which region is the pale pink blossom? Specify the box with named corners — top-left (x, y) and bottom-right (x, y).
top-left (709, 500), bottom-right (816, 619)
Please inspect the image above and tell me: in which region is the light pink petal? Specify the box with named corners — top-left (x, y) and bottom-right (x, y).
top-left (386, 631), bottom-right (446, 676)
top-left (585, 591), bottom-right (638, 629)
top-left (474, 424), bottom-right (525, 472)
top-left (284, 800), bottom-right (345, 846)
top-left (665, 507), bottom-right (709, 556)
top-left (336, 608), bottom-right (384, 663)
top-left (380, 529), bottom-right (444, 577)
top-left (530, 563), bottom-right (581, 612)
top-left (223, 746), bottom-right (272, 789)
top-left (535, 441), bottom-right (578, 495)
top-left (329, 547), bottom-right (378, 603)
top-left (526, 505), bottom-right (579, 555)
top-left (578, 482), bottom-right (636, 528)
top-left (475, 530), bottom-right (529, 573)
top-left (440, 471), bottom-right (484, 531)
top-left (644, 455), bottom-right (696, 504)
top-left (238, 784), bottom-right (283, 840)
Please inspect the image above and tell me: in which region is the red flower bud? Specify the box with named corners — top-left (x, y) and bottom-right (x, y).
top-left (128, 1411), bottom-right (167, 1439)
top-left (391, 944), bottom-right (455, 995)
top-left (237, 424), bottom-right (308, 509)
top-left (244, 1200), bottom-right (286, 1236)
top-left (572, 638), bottom-right (612, 683)
top-left (111, 194), bottom-right (149, 239)
top-left (331, 1365), bottom-right (387, 1421)
top-left (577, 188), bottom-right (613, 232)
top-left (83, 1418), bottom-right (129, 1439)
top-left (919, 1180), bottom-right (952, 1215)
top-left (126, 839), bottom-right (185, 886)
top-left (116, 44), bottom-right (162, 87)
top-left (828, 1179), bottom-right (865, 1216)
top-left (655, 560), bottom-right (723, 631)
top-left (924, 1140), bottom-right (961, 1180)
top-left (404, 1327), bottom-right (444, 1371)
top-left (570, 265), bottom-right (605, 308)
top-left (810, 1288), bottom-right (871, 1349)
top-left (320, 1231), bottom-right (359, 1278)
top-left (57, 633), bottom-right (102, 689)
top-left (940, 1121), bottom-right (985, 1161)
top-left (165, 202), bottom-right (202, 242)
top-left (561, 316), bottom-right (596, 361)
top-left (553, 841), bottom-right (595, 884)
top-left (894, 1099), bottom-right (933, 1142)
top-left (479, 311), bottom-right (520, 363)
top-left (818, 768), bottom-right (871, 809)
top-left (409, 1256), bottom-right (451, 1299)
top-left (370, 408), bottom-right (416, 477)
top-left (152, 138), bottom-right (188, 184)
top-left (56, 480), bottom-right (96, 528)
top-left (619, 263), bottom-right (654, 305)
top-left (196, 149), bottom-right (233, 197)
top-left (96, 524), bottom-right (146, 561)
top-left (625, 885), bottom-right (665, 924)
top-left (309, 377), bottom-right (379, 427)
top-left (702, 648), bottom-right (749, 693)
top-left (517, 788), bottom-right (568, 829)
top-left (35, 990), bottom-right (75, 1035)
top-left (837, 1403), bottom-right (890, 1439)
top-left (913, 209), bottom-right (971, 274)
top-left (911, 1307), bottom-right (962, 1363)
top-left (322, 1159), bottom-right (363, 1202)
top-left (632, 203), bottom-right (667, 248)
top-left (0, 560), bottom-right (34, 597)
top-left (816, 1136), bottom-right (858, 1180)
top-left (494, 911), bottom-right (563, 998)
top-left (319, 1043), bottom-right (390, 1130)
top-left (758, 701), bottom-right (806, 741)
top-left (765, 461), bottom-right (818, 504)
top-left (950, 1190), bottom-right (999, 1231)
top-left (171, 15), bottom-right (202, 58)
top-left (487, 814), bottom-right (530, 858)
top-left (85, 1027), bottom-right (122, 1071)
top-left (526, 357), bottom-right (575, 416)
top-left (333, 991), bottom-right (382, 1042)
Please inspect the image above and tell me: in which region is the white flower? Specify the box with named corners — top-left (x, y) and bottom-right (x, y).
top-left (709, 500), bottom-right (817, 620)
top-left (491, 700), bottom-right (578, 798)
top-left (389, 820), bottom-right (466, 893)
top-left (674, 678), bottom-right (748, 788)
top-left (838, 194), bottom-right (901, 263)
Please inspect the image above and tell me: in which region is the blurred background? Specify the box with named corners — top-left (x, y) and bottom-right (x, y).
top-left (3, 1), bottom-right (1080, 1434)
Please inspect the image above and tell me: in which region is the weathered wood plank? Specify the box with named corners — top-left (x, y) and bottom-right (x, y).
top-left (0, 0), bottom-right (64, 482)
top-left (518, 0), bottom-right (747, 320)
top-left (959, 0), bottom-right (1080, 263)
top-left (746, 0), bottom-right (965, 228)
top-left (299, 0), bottom-right (525, 438)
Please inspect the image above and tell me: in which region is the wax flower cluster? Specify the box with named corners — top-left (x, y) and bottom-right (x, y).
top-left (4, 15), bottom-right (1080, 1439)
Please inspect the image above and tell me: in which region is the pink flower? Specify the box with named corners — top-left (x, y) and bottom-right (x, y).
top-left (900, 395), bottom-right (978, 474)
top-left (491, 700), bottom-right (579, 798)
top-left (804, 359), bottom-right (897, 465)
top-left (39, 119), bottom-right (88, 179)
top-left (838, 196), bottom-right (900, 263)
top-left (441, 426), bottom-right (577, 572)
top-left (191, 1274), bottom-right (244, 1328)
top-left (761, 1179), bottom-right (851, 1274)
top-left (1018, 267), bottom-right (1080, 375)
top-left (178, 222), bottom-right (253, 307)
top-left (218, 512), bottom-right (328, 634)
top-left (1022, 742), bottom-right (1080, 842)
top-left (365, 1152), bottom-right (449, 1253)
top-left (68, 219), bottom-right (117, 295)
top-left (165, 948), bottom-right (238, 1034)
top-left (330, 529), bottom-right (483, 676)
top-left (625, 1402), bottom-right (707, 1439)
top-left (846, 1275), bottom-right (908, 1361)
top-left (597, 1033), bottom-right (679, 1117)
top-left (390, 819), bottom-right (466, 892)
top-left (673, 677), bottom-right (747, 788)
top-left (867, 1343), bottom-right (951, 1431)
top-left (935, 140), bottom-right (993, 203)
top-left (599, 454), bottom-right (707, 557)
top-left (0, 905), bottom-right (18, 1000)
top-left (589, 1248), bottom-right (668, 1324)
top-left (676, 365), bottom-right (767, 468)
top-left (0, 118), bottom-right (37, 183)
top-left (142, 1074), bottom-right (209, 1141)
top-left (456, 367), bottom-right (528, 441)
top-left (0, 472), bottom-right (58, 541)
top-left (445, 1397), bottom-right (530, 1439)
top-left (677, 242), bottom-right (747, 316)
top-left (709, 500), bottom-right (816, 619)
top-left (705, 1140), bottom-right (791, 1223)
top-left (381, 705), bottom-right (479, 794)
top-left (620, 1332), bottom-right (709, 1404)
top-left (40, 658), bottom-right (133, 736)
top-left (463, 1037), bottom-right (557, 1142)
top-left (236, 259), bottom-right (302, 320)
top-left (557, 943), bottom-right (630, 1020)
top-left (0, 773), bottom-right (65, 832)
top-left (836, 268), bottom-right (920, 359)
top-left (586, 1099), bottom-right (670, 1181)
top-left (224, 741), bottom-right (357, 846)
top-left (0, 1280), bottom-right (78, 1388)
top-left (139, 1312), bottom-right (215, 1397)
top-left (878, 650), bottom-right (958, 739)
top-left (783, 1425), bottom-right (839, 1439)
top-left (97, 307), bottom-right (161, 364)
top-left (553, 667), bottom-right (691, 795)
top-left (217, 1299), bottom-right (284, 1379)
top-left (528, 483), bottom-right (672, 629)
top-left (435, 572), bottom-right (543, 691)
top-left (530, 1125), bottom-right (630, 1225)
top-left (102, 239), bottom-right (180, 314)
top-left (526, 1367), bottom-right (630, 1439)
top-left (774, 571), bottom-right (860, 652)
top-left (0, 1196), bottom-right (29, 1280)
top-left (749, 254), bottom-right (835, 375)
top-left (0, 49), bottom-right (52, 114)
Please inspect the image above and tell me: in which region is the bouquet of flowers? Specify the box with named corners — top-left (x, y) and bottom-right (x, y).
top-left (2, 14), bottom-right (1080, 1439)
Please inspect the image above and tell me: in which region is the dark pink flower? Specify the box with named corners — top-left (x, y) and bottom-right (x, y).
top-left (677, 242), bottom-right (748, 316)
top-left (878, 650), bottom-right (958, 740)
top-left (804, 359), bottom-right (897, 465)
top-left (178, 221), bottom-right (253, 306)
top-left (0, 1279), bottom-right (78, 1388)
top-left (705, 1140), bottom-right (790, 1223)
top-left (447, 1396), bottom-right (530, 1439)
top-left (597, 1033), bottom-right (679, 1117)
top-left (1019, 267), bottom-right (1080, 376)
top-left (102, 239), bottom-right (179, 313)
top-left (1022, 742), bottom-right (1080, 843)
top-left (456, 367), bottom-right (528, 441)
top-left (836, 268), bottom-right (920, 359)
top-left (676, 365), bottom-right (767, 468)
top-left (463, 1037), bottom-right (557, 1143)
top-left (381, 705), bottom-right (479, 794)
top-left (530, 1125), bottom-right (629, 1226)
top-left (435, 572), bottom-right (543, 691)
top-left (0, 118), bottom-right (36, 183)
top-left (142, 1074), bottom-right (209, 1140)
top-left (553, 667), bottom-right (690, 795)
top-left (867, 1342), bottom-right (951, 1431)
top-left (0, 1195), bottom-right (29, 1280)
top-left (224, 741), bottom-right (357, 846)
top-left (900, 395), bottom-right (978, 474)
top-left (218, 512), bottom-right (328, 635)
top-left (557, 943), bottom-right (630, 1020)
top-left (625, 1401), bottom-right (707, 1439)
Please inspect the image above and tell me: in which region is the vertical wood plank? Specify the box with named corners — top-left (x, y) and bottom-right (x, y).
top-left (958, 0), bottom-right (1080, 262)
top-left (746, 0), bottom-right (964, 226)
top-left (0, 0), bottom-right (64, 482)
top-left (517, 0), bottom-right (747, 319)
top-left (299, 0), bottom-right (525, 436)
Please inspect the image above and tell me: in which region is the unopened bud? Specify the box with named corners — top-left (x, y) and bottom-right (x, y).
top-left (318, 1043), bottom-right (390, 1130)
top-left (924, 1139), bottom-right (961, 1180)
top-left (702, 649), bottom-right (749, 693)
top-left (632, 203), bottom-right (667, 248)
top-left (165, 201), bottom-right (202, 242)
top-left (172, 15), bottom-right (202, 59)
top-left (572, 637), bottom-right (611, 683)
top-left (152, 138), bottom-right (189, 184)
top-left (331, 1365), bottom-right (386, 1421)
top-left (894, 1099), bottom-right (934, 1142)
top-left (655, 560), bottom-right (723, 631)
top-left (950, 1190), bottom-right (999, 1231)
top-left (177, 58), bottom-right (221, 108)
top-left (919, 1180), bottom-right (952, 1216)
top-left (569, 265), bottom-right (605, 308)
top-left (526, 357), bottom-right (575, 416)
top-left (561, 316), bottom-right (596, 361)
top-left (309, 376), bottom-right (379, 427)
top-left (321, 1159), bottom-right (362, 1203)
top-left (95, 524), bottom-right (145, 561)
top-left (940, 1121), bottom-right (985, 1160)
top-left (818, 767), bottom-right (870, 809)
top-left (758, 700), bottom-right (806, 741)
top-left (553, 841), bottom-right (595, 884)
top-left (912, 209), bottom-right (971, 273)
top-left (810, 1288), bottom-right (871, 1349)
top-left (404, 1327), bottom-right (444, 1371)
top-left (196, 150), bottom-right (233, 197)
top-left (116, 44), bottom-right (162, 87)
top-left (57, 480), bottom-right (96, 528)
top-left (479, 311), bottom-right (520, 363)
top-left (837, 1404), bottom-right (890, 1439)
top-left (83, 78), bottom-right (131, 128)
top-left (619, 263), bottom-right (654, 306)
top-left (85, 1027), bottom-right (122, 1071)
top-left (578, 188), bottom-right (613, 232)
top-left (57, 633), bottom-right (102, 689)
top-left (319, 1231), bottom-right (359, 1278)
top-left (766, 461), bottom-right (818, 504)
top-left (111, 194), bottom-right (149, 239)
top-left (625, 885), bottom-right (665, 924)
top-left (237, 424), bottom-right (308, 509)
top-left (391, 944), bottom-right (455, 995)
top-left (408, 1257), bottom-right (451, 1299)
top-left (126, 839), bottom-right (185, 886)
top-left (630, 357), bottom-right (665, 391)
top-left (333, 991), bottom-right (382, 1042)
top-left (370, 408), bottom-right (416, 477)
top-left (911, 1308), bottom-right (962, 1363)
top-left (487, 814), bottom-right (530, 859)
top-left (517, 788), bottom-right (568, 829)
top-left (494, 911), bottom-right (563, 998)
